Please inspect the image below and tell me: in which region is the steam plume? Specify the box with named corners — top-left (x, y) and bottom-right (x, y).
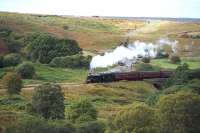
top-left (90, 39), bottom-right (178, 69)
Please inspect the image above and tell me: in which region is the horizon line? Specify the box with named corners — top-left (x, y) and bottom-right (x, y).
top-left (1, 11), bottom-right (200, 20)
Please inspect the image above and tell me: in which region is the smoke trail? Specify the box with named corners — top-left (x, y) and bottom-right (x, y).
top-left (90, 39), bottom-right (178, 69)
top-left (157, 38), bottom-right (178, 53)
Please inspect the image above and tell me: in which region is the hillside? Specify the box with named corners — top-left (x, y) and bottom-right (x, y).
top-left (0, 12), bottom-right (145, 52)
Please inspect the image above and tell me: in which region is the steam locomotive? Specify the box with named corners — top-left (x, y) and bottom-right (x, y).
top-left (86, 71), bottom-right (174, 83)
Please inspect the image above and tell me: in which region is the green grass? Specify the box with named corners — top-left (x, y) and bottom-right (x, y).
top-left (23, 63), bottom-right (88, 85)
top-left (151, 57), bottom-right (200, 69)
top-left (0, 63), bottom-right (88, 85)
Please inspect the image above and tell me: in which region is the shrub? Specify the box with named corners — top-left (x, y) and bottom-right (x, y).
top-left (63, 25), bottom-right (69, 30)
top-left (187, 69), bottom-right (200, 80)
top-left (145, 92), bottom-right (161, 106)
top-left (156, 49), bottom-right (169, 58)
top-left (31, 83), bottom-right (65, 119)
top-left (113, 103), bottom-right (156, 133)
top-left (2, 72), bottom-right (22, 95)
top-left (0, 95), bottom-right (27, 111)
top-left (3, 53), bottom-right (21, 67)
top-left (27, 32), bottom-right (81, 63)
top-left (0, 39), bottom-right (8, 55)
top-left (135, 63), bottom-right (160, 71)
top-left (16, 62), bottom-right (35, 79)
top-left (164, 63), bottom-right (189, 87)
top-left (156, 92), bottom-right (200, 133)
top-left (0, 55), bottom-right (3, 68)
top-left (76, 121), bottom-right (105, 133)
top-left (141, 57), bottom-right (150, 63)
top-left (0, 28), bottom-right (12, 39)
top-left (67, 99), bottom-right (97, 123)
top-left (185, 79), bottom-right (200, 94)
top-left (169, 54), bottom-right (181, 64)
top-left (5, 115), bottom-right (75, 133)
top-left (6, 40), bottom-right (21, 53)
top-left (50, 54), bottom-right (91, 69)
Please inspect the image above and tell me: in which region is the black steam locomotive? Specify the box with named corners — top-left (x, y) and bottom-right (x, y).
top-left (86, 71), bottom-right (174, 83)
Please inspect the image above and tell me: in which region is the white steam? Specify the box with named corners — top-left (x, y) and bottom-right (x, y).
top-left (156, 38), bottom-right (178, 53)
top-left (90, 39), bottom-right (178, 69)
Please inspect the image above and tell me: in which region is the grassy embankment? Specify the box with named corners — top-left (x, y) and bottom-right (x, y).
top-left (151, 57), bottom-right (200, 69)
top-left (0, 63), bottom-right (88, 85)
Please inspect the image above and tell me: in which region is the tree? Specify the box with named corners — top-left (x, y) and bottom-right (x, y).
top-left (165, 63), bottom-right (189, 87)
top-left (169, 54), bottom-right (181, 64)
top-left (16, 62), bottom-right (35, 79)
top-left (3, 53), bottom-right (21, 67)
top-left (113, 103), bottom-right (156, 133)
top-left (27, 32), bottom-right (81, 64)
top-left (50, 54), bottom-right (91, 69)
top-left (2, 72), bottom-right (22, 95)
top-left (31, 83), bottom-right (65, 119)
top-left (67, 99), bottom-right (97, 123)
top-left (156, 92), bottom-right (200, 133)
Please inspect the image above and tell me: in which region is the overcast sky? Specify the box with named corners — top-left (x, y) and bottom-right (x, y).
top-left (0, 0), bottom-right (200, 18)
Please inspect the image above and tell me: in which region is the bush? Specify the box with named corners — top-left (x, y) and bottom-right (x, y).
top-left (3, 53), bottom-right (21, 67)
top-left (6, 40), bottom-right (21, 53)
top-left (31, 83), bottom-right (65, 119)
top-left (185, 79), bottom-right (200, 94)
top-left (135, 63), bottom-right (160, 71)
top-left (145, 92), bottom-right (161, 106)
top-left (0, 95), bottom-right (27, 111)
top-left (156, 92), bottom-right (200, 133)
top-left (16, 62), bottom-right (35, 79)
top-left (2, 72), bottom-right (22, 95)
top-left (67, 99), bottom-right (97, 123)
top-left (76, 121), bottom-right (105, 133)
top-left (50, 54), bottom-right (91, 69)
top-left (187, 69), bottom-right (200, 80)
top-left (164, 63), bottom-right (189, 87)
top-left (156, 49), bottom-right (169, 59)
top-left (113, 103), bottom-right (156, 133)
top-left (5, 115), bottom-right (75, 133)
top-left (0, 55), bottom-right (3, 68)
top-left (27, 32), bottom-right (81, 63)
top-left (169, 54), bottom-right (181, 64)
top-left (141, 57), bottom-right (150, 63)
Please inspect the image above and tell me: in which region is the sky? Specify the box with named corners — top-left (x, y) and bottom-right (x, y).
top-left (0, 0), bottom-right (200, 18)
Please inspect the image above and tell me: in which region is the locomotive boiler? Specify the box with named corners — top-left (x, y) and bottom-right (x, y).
top-left (86, 71), bottom-right (174, 83)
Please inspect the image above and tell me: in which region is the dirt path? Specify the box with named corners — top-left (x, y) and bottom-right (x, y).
top-left (21, 83), bottom-right (86, 91)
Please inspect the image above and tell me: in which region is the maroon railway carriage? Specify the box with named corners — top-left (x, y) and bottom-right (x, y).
top-left (86, 71), bottom-right (174, 83)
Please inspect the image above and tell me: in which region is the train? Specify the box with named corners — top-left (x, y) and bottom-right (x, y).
top-left (86, 71), bottom-right (174, 83)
